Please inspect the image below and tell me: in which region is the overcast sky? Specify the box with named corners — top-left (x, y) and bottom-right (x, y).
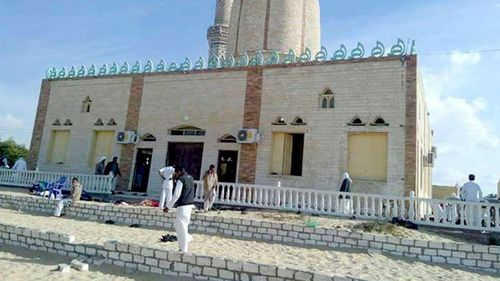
top-left (0, 0), bottom-right (499, 194)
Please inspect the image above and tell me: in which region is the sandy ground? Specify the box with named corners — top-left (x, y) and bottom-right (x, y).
top-left (0, 244), bottom-right (194, 281)
top-left (0, 187), bottom-right (467, 244)
top-left (0, 208), bottom-right (497, 281)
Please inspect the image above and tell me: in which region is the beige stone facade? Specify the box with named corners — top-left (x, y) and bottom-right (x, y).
top-left (30, 56), bottom-right (433, 197)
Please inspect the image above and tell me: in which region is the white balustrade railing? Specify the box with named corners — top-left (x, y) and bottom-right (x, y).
top-left (0, 169), bottom-right (114, 194)
top-left (193, 181), bottom-right (500, 232)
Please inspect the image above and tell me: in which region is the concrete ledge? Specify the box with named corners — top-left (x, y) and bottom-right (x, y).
top-left (1, 192), bottom-right (499, 274)
top-left (0, 222), bottom-right (362, 281)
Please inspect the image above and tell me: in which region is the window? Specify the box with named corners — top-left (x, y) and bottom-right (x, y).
top-left (272, 116), bottom-right (286, 125)
top-left (270, 133), bottom-right (304, 176)
top-left (218, 134), bottom-right (237, 143)
top-left (319, 89), bottom-right (335, 108)
top-left (52, 119), bottom-right (61, 126)
top-left (142, 133), bottom-right (157, 142)
top-left (107, 118), bottom-right (117, 126)
top-left (63, 119), bottom-right (72, 126)
top-left (291, 117), bottom-right (306, 126)
top-left (348, 132), bottom-right (388, 181)
top-left (89, 131), bottom-right (114, 166)
top-left (371, 117), bottom-right (389, 126)
top-left (82, 96), bottom-right (92, 113)
top-left (169, 126), bottom-right (206, 136)
top-left (94, 119), bottom-right (104, 126)
top-left (348, 117), bottom-right (365, 126)
top-left (47, 130), bottom-right (70, 164)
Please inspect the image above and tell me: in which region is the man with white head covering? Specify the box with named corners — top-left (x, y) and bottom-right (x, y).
top-left (158, 165), bottom-right (175, 210)
top-left (165, 166), bottom-right (195, 253)
top-left (339, 172), bottom-right (353, 216)
top-left (95, 156), bottom-right (106, 175)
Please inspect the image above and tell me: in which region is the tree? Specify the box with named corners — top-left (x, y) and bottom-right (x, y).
top-left (0, 138), bottom-right (29, 167)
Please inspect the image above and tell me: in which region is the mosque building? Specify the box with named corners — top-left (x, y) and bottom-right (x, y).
top-left (28, 0), bottom-right (434, 198)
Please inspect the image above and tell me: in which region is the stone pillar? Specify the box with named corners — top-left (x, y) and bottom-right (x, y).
top-left (404, 55), bottom-right (418, 197)
top-left (28, 80), bottom-right (51, 170)
top-left (117, 75), bottom-right (144, 191)
top-left (238, 68), bottom-right (263, 183)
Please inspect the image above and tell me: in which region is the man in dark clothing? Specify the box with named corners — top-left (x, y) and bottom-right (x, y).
top-left (103, 157), bottom-right (121, 178)
top-left (165, 166), bottom-right (195, 252)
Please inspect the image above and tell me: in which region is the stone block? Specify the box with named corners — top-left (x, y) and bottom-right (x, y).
top-left (141, 247), bottom-right (154, 257)
top-left (197, 256), bottom-right (212, 266)
top-left (477, 261), bottom-right (492, 268)
top-left (219, 269), bottom-right (234, 279)
top-left (159, 260), bottom-right (171, 269)
top-left (57, 264), bottom-right (71, 273)
top-left (146, 257), bottom-right (158, 267)
top-left (295, 271), bottom-right (313, 281)
top-left (243, 262), bottom-right (259, 273)
top-left (260, 265), bottom-right (277, 276)
top-left (174, 262), bottom-right (188, 272)
top-left (277, 268), bottom-right (294, 278)
top-left (227, 261), bottom-right (243, 271)
top-left (70, 259), bottom-right (89, 271)
top-left (212, 257), bottom-right (226, 268)
top-left (429, 241), bottom-right (443, 249)
top-left (203, 267), bottom-right (218, 277)
top-left (155, 250), bottom-right (168, 260)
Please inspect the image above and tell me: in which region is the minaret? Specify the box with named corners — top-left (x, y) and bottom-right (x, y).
top-left (207, 0), bottom-right (234, 58)
top-left (226, 0), bottom-right (321, 57)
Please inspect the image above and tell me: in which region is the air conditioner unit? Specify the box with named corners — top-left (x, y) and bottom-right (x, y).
top-left (116, 131), bottom-right (138, 144)
top-left (431, 146), bottom-right (437, 159)
top-left (237, 128), bottom-right (260, 144)
top-left (427, 152), bottom-right (435, 167)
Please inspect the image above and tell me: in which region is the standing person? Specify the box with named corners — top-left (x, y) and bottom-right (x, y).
top-left (202, 164), bottom-right (218, 212)
top-left (460, 174), bottom-right (483, 226)
top-left (339, 172), bottom-right (353, 216)
top-left (165, 166), bottom-right (195, 253)
top-left (12, 156), bottom-right (27, 171)
top-left (0, 155), bottom-right (9, 169)
top-left (104, 157), bottom-right (121, 178)
top-left (54, 177), bottom-right (83, 217)
top-left (95, 156), bottom-right (106, 175)
top-left (158, 165), bottom-right (175, 210)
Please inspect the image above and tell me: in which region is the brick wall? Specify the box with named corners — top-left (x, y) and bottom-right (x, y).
top-left (238, 69), bottom-right (263, 183)
top-left (118, 75), bottom-right (145, 191)
top-left (28, 80), bottom-right (51, 170)
top-left (404, 56), bottom-right (417, 196)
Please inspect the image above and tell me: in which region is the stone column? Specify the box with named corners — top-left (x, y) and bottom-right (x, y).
top-left (117, 75), bottom-right (144, 191)
top-left (28, 80), bottom-right (51, 170)
top-left (238, 68), bottom-right (263, 183)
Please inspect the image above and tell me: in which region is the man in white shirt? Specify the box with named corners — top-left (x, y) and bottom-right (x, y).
top-left (460, 174), bottom-right (483, 202)
top-left (12, 157), bottom-right (27, 171)
top-left (460, 174), bottom-right (483, 227)
top-left (158, 165), bottom-right (175, 210)
top-left (165, 166), bottom-right (195, 253)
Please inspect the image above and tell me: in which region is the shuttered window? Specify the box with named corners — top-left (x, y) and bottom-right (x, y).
top-left (89, 131), bottom-right (114, 166)
top-left (48, 130), bottom-right (70, 164)
top-left (348, 132), bottom-right (388, 181)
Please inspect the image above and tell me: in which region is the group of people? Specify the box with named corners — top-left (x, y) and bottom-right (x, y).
top-left (94, 156), bottom-right (122, 178)
top-left (0, 156), bottom-right (27, 171)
